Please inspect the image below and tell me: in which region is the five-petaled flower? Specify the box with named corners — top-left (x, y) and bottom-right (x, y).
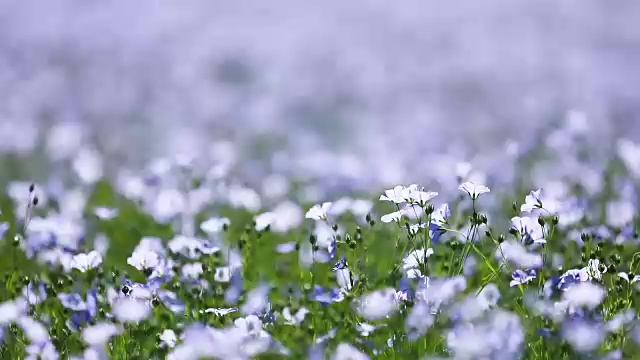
top-left (458, 182), bottom-right (490, 200)
top-left (520, 189), bottom-right (543, 213)
top-left (306, 202), bottom-right (332, 221)
top-left (70, 251), bottom-right (103, 273)
top-left (380, 186), bottom-right (407, 204)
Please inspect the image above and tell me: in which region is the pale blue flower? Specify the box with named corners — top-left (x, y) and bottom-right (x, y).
top-left (510, 269), bottom-right (537, 287)
top-left (276, 241), bottom-right (297, 254)
top-left (200, 216), bottom-right (230, 234)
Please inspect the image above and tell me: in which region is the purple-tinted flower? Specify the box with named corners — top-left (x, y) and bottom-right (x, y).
top-left (510, 269), bottom-right (537, 287)
top-left (276, 242), bottom-right (297, 254)
top-left (157, 290), bottom-right (185, 314)
top-left (429, 204), bottom-right (450, 244)
top-left (310, 286), bottom-right (345, 305)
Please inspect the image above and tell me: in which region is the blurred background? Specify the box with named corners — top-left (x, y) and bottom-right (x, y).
top-left (1, 0), bottom-right (640, 193)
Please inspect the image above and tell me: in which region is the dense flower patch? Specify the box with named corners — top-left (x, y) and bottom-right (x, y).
top-left (2, 122), bottom-right (640, 359)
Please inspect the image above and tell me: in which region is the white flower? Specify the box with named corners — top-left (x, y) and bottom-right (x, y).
top-left (381, 210), bottom-right (404, 223)
top-left (234, 315), bottom-right (264, 336)
top-left (584, 259), bottom-right (606, 281)
top-left (181, 263), bottom-right (204, 280)
top-left (520, 189), bottom-right (542, 213)
top-left (305, 202), bottom-right (332, 221)
top-left (282, 307), bottom-right (309, 326)
top-left (402, 248), bottom-right (434, 279)
top-left (379, 186), bottom-right (406, 204)
top-left (18, 316), bottom-right (49, 343)
top-left (25, 341), bottom-right (59, 360)
top-left (458, 182), bottom-right (490, 200)
top-left (214, 266), bottom-right (232, 283)
top-left (356, 323), bottom-right (379, 337)
top-left (241, 284), bottom-right (270, 315)
top-left (159, 329), bottom-right (178, 348)
top-left (562, 282), bottom-right (605, 310)
top-left (112, 298), bottom-right (151, 323)
top-left (203, 307), bottom-right (238, 316)
top-left (82, 323), bottom-right (122, 346)
top-left (200, 217), bottom-right (230, 234)
top-left (510, 216), bottom-right (545, 244)
top-left (333, 343), bottom-right (370, 360)
top-left (0, 298), bottom-right (28, 326)
top-left (617, 272), bottom-right (640, 284)
top-left (94, 207), bottom-right (119, 220)
top-left (127, 249), bottom-right (161, 271)
top-left (70, 251), bottom-right (103, 273)
top-left (254, 212), bottom-right (276, 231)
top-left (355, 288), bottom-right (398, 321)
top-left (403, 186), bottom-right (438, 205)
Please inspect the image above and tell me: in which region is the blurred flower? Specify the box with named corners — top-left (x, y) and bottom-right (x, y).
top-left (160, 329), bottom-right (178, 348)
top-left (276, 242), bottom-right (297, 254)
top-left (355, 288), bottom-right (398, 321)
top-left (58, 293), bottom-right (87, 312)
top-left (93, 207), bottom-right (119, 220)
top-left (497, 240), bottom-right (543, 269)
top-left (70, 251), bottom-right (103, 273)
top-left (562, 282), bottom-right (605, 310)
top-left (310, 286), bottom-right (346, 305)
top-left (402, 248), bottom-right (434, 279)
top-left (241, 284), bottom-right (270, 316)
top-left (0, 222), bottom-right (8, 240)
top-left (22, 282), bottom-right (47, 306)
top-left (127, 248), bottom-right (161, 271)
top-left (510, 269), bottom-right (537, 287)
top-left (25, 341), bottom-right (59, 360)
top-left (606, 199), bottom-right (635, 228)
top-left (281, 307), bottom-right (309, 326)
top-left (18, 316), bottom-right (49, 344)
top-left (112, 298), bottom-right (151, 323)
top-left (82, 323), bottom-right (122, 347)
top-left (306, 202), bottom-right (332, 221)
top-left (181, 262), bottom-right (204, 281)
top-left (333, 343), bottom-right (370, 360)
top-left (204, 308), bottom-right (238, 316)
top-left (200, 217), bottom-right (230, 234)
top-left (562, 319), bottom-right (604, 353)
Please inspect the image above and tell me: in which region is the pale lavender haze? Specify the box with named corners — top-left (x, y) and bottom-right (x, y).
top-left (1, 0), bottom-right (640, 185)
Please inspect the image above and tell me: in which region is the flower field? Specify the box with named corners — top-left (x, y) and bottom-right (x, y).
top-left (1, 118), bottom-right (640, 360)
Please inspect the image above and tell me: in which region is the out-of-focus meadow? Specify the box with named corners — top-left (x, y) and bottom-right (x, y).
top-left (2, 2), bottom-right (640, 360)
top-left (2, 0), bottom-right (640, 188)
